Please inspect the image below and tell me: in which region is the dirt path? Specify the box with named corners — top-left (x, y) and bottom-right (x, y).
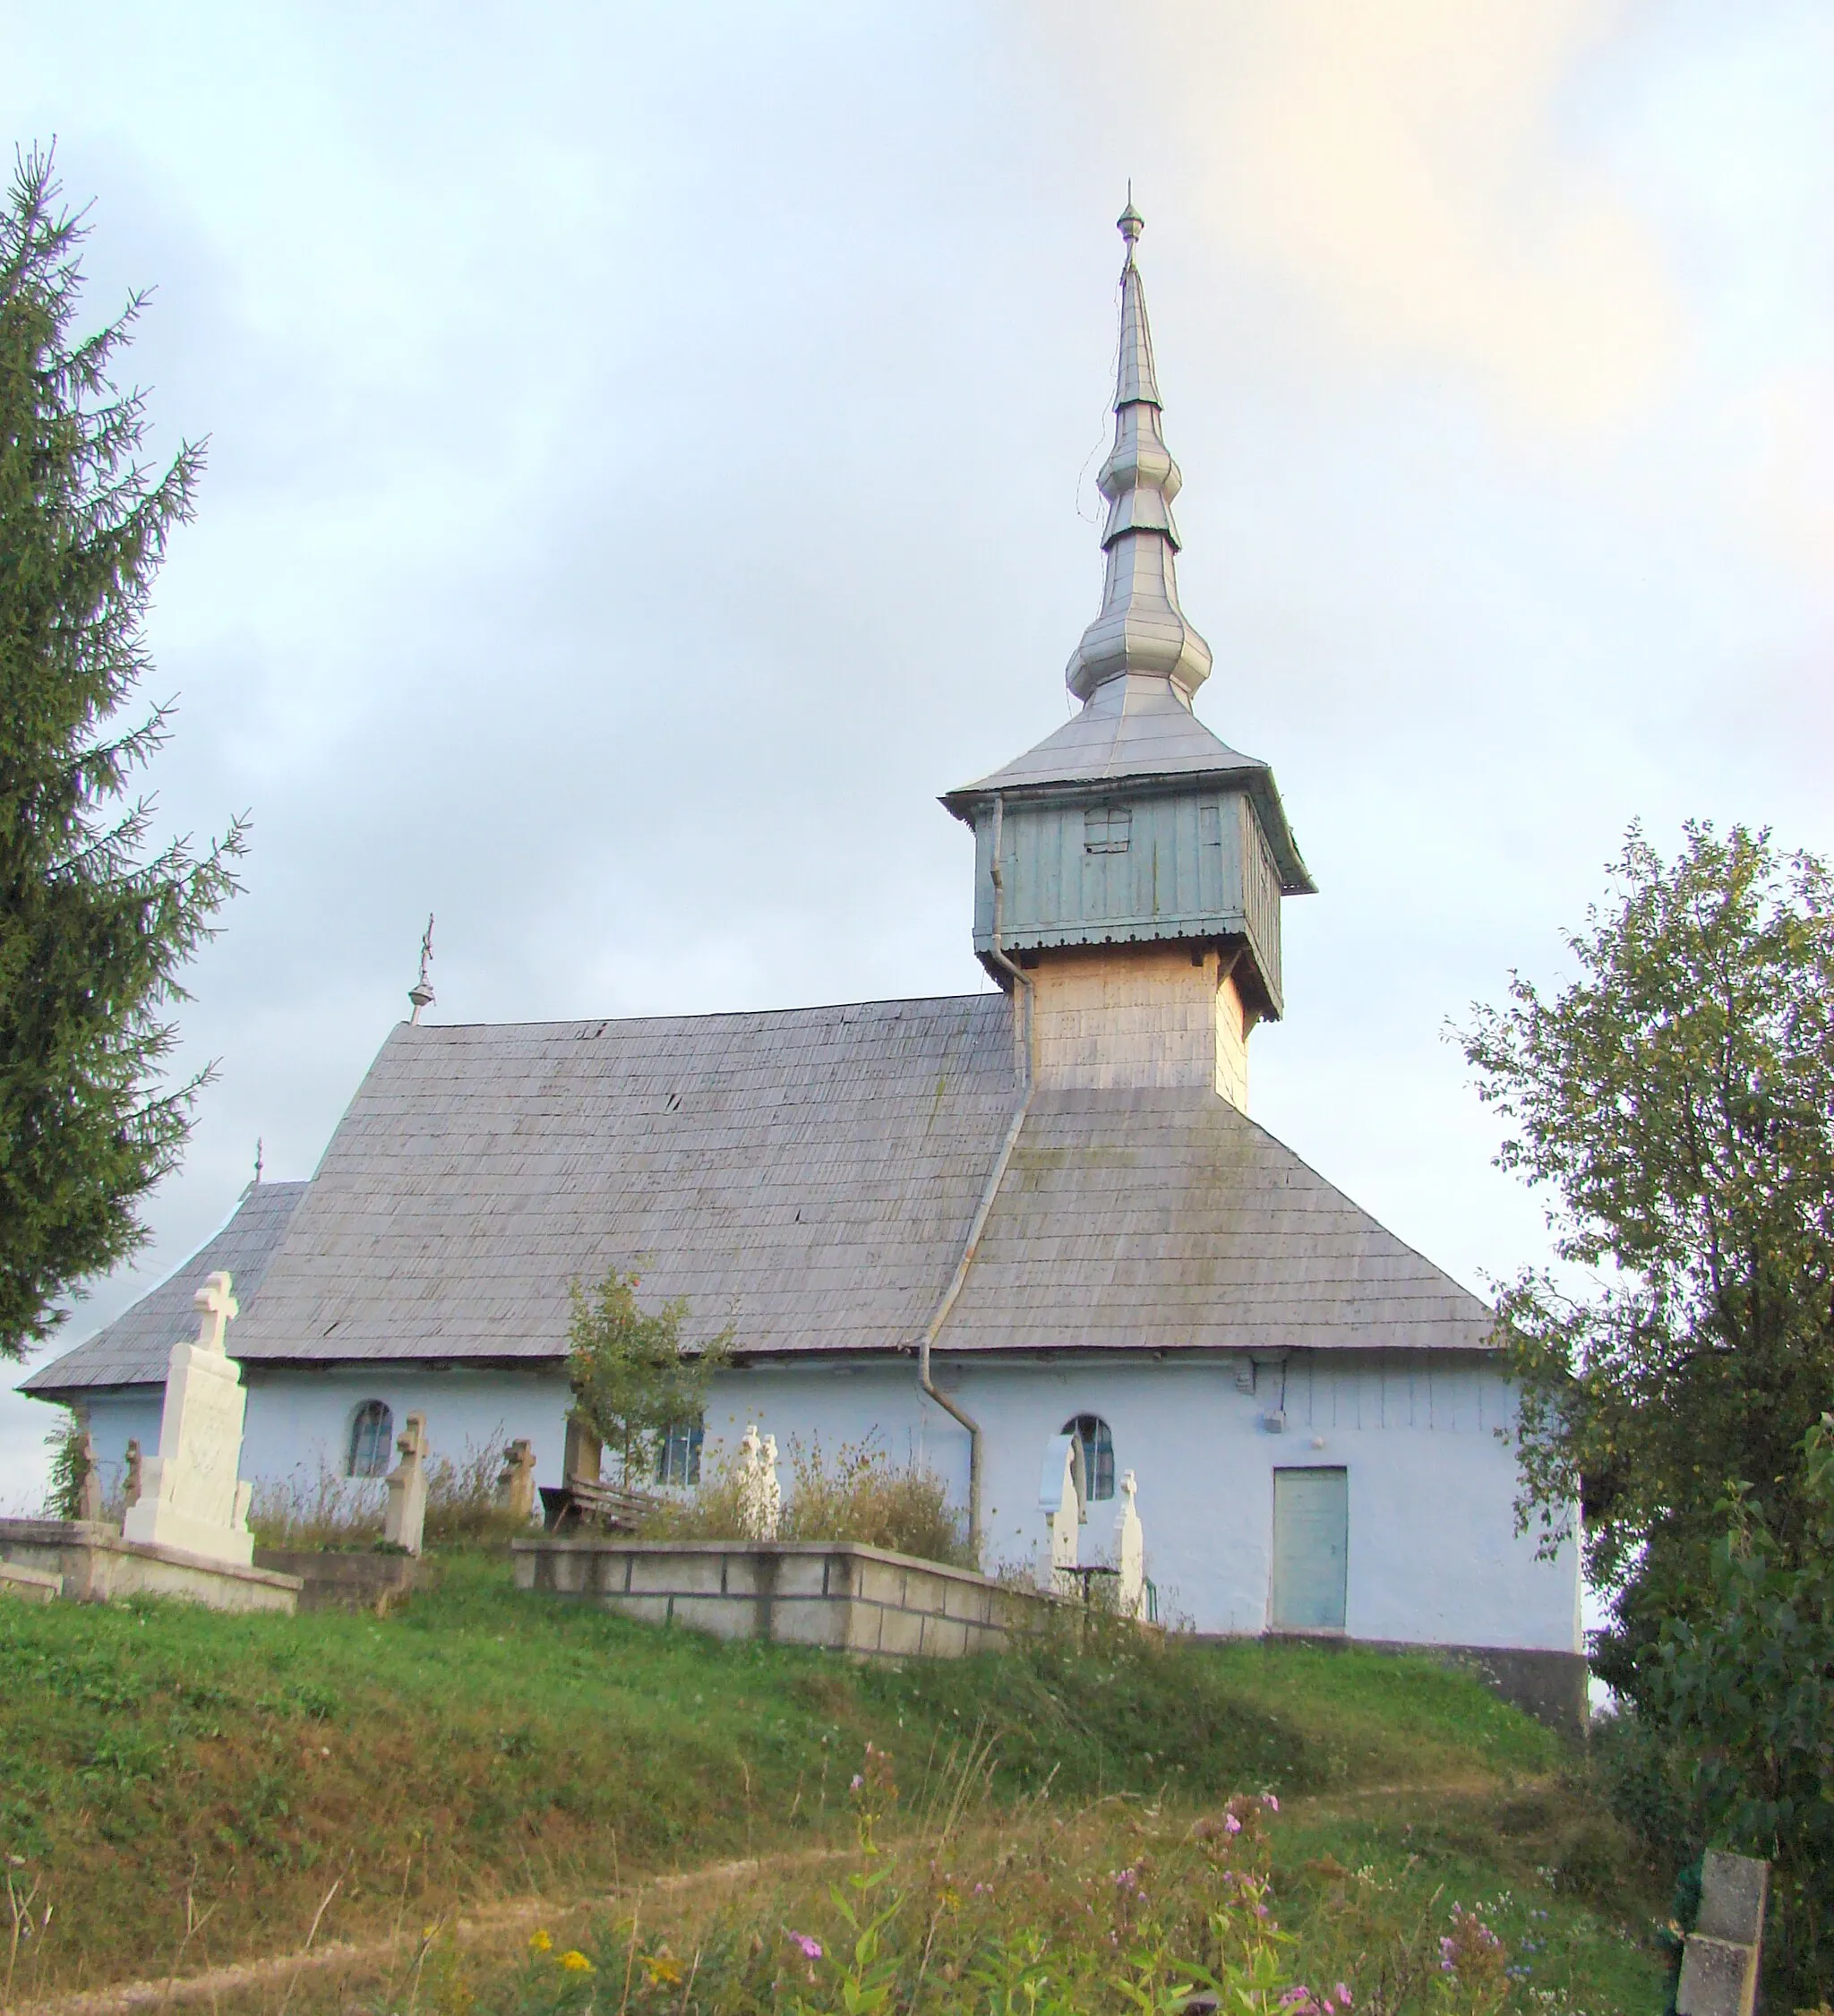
top-left (1, 1845), bottom-right (853, 2016)
top-left (4, 1776), bottom-right (1517, 2016)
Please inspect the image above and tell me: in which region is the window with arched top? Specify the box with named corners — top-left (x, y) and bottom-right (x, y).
top-left (1061, 1414), bottom-right (1115, 1503)
top-left (347, 1400), bottom-right (394, 1480)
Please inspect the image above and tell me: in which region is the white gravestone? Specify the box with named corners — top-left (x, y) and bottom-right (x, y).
top-left (1039, 1433), bottom-right (1083, 1584)
top-left (736, 1424), bottom-right (781, 1540)
top-left (383, 1412), bottom-right (431, 1555)
top-left (122, 1272), bottom-right (255, 1566)
top-left (1114, 1470), bottom-right (1148, 1621)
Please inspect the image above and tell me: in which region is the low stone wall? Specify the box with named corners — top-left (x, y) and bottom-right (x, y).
top-left (0, 1518), bottom-right (301, 1615)
top-left (511, 1537), bottom-right (1046, 1656)
top-left (254, 1548), bottom-right (424, 1612)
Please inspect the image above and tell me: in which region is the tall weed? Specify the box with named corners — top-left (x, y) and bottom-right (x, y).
top-left (638, 1435), bottom-right (972, 1567)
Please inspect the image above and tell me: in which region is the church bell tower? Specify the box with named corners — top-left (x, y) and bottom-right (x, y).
top-left (943, 202), bottom-right (1314, 1111)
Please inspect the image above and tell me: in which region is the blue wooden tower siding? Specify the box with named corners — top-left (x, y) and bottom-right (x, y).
top-left (25, 207), bottom-right (1584, 1722)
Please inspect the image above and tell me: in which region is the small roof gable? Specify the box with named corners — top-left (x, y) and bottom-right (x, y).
top-left (21, 1181), bottom-right (311, 1399)
top-left (944, 1087), bottom-right (1493, 1355)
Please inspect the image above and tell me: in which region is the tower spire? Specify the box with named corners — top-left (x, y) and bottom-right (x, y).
top-left (1065, 199), bottom-right (1213, 706)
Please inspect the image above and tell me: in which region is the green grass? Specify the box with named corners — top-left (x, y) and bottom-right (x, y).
top-left (0, 1552), bottom-right (1664, 2009)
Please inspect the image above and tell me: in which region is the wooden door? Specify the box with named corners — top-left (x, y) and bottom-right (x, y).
top-left (1271, 1467), bottom-right (1348, 1632)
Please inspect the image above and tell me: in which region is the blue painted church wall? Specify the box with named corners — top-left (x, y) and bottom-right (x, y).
top-left (76, 1348), bottom-right (1577, 1658)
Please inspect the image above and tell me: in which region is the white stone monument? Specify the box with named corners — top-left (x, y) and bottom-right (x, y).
top-left (122, 1272), bottom-right (256, 1566)
top-left (383, 1412), bottom-right (431, 1555)
top-left (736, 1424), bottom-right (781, 1540)
top-left (1039, 1433), bottom-right (1083, 1586)
top-left (1114, 1470), bottom-right (1148, 1621)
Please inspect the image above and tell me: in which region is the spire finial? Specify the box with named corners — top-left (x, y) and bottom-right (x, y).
top-left (1118, 184), bottom-right (1144, 254)
top-left (253, 1137), bottom-right (263, 1187)
top-left (407, 913), bottom-right (435, 1024)
top-left (1064, 205), bottom-right (1212, 706)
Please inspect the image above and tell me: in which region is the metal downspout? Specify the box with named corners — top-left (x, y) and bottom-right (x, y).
top-left (920, 794), bottom-right (1034, 1563)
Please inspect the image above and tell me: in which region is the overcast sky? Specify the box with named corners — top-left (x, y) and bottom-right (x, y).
top-left (4, 2), bottom-right (1831, 1504)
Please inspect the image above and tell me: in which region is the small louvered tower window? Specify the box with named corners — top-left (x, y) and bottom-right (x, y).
top-left (1084, 805), bottom-right (1131, 854)
top-left (347, 1400), bottom-right (393, 1479)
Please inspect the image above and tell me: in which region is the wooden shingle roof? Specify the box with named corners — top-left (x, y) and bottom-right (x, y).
top-left (27, 993), bottom-right (1494, 1388)
top-left (21, 1180), bottom-right (310, 1398)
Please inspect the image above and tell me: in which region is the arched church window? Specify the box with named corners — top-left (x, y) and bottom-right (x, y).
top-left (1061, 1414), bottom-right (1114, 1502)
top-left (347, 1400), bottom-right (394, 1480)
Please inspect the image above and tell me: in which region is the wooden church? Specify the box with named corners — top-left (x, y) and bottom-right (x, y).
top-left (24, 206), bottom-right (1583, 1719)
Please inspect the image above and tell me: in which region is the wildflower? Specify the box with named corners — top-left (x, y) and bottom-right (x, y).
top-left (1336, 1986), bottom-right (1352, 2006)
top-left (1224, 1813), bottom-right (1243, 1835)
top-left (1263, 1793), bottom-right (1281, 1812)
top-left (790, 1933), bottom-right (823, 1960)
top-left (528, 1929), bottom-right (553, 1952)
top-left (640, 1953), bottom-right (684, 1986)
top-left (851, 1774), bottom-right (864, 1790)
top-left (559, 1950), bottom-right (595, 1973)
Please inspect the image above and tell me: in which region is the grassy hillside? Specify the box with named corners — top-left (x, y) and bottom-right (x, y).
top-left (0, 1552), bottom-right (1667, 2010)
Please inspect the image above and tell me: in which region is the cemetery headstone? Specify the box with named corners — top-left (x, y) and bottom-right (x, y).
top-left (75, 1430), bottom-right (103, 1523)
top-left (383, 1412), bottom-right (431, 1556)
top-left (1115, 1469), bottom-right (1147, 1620)
top-left (1039, 1433), bottom-right (1082, 1584)
top-left (122, 1272), bottom-right (256, 1566)
top-left (497, 1438), bottom-right (537, 1522)
top-left (1676, 1849), bottom-right (1768, 2016)
top-left (736, 1424), bottom-right (781, 1540)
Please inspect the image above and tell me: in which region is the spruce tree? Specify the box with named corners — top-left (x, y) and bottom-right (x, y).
top-left (0, 148), bottom-right (244, 1360)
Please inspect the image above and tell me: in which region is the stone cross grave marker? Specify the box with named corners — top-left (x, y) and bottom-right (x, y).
top-left (1115, 1469), bottom-right (1147, 1620)
top-left (122, 1271), bottom-right (255, 1566)
top-left (497, 1439), bottom-right (537, 1523)
top-left (1040, 1433), bottom-right (1083, 1583)
top-left (1676, 1849), bottom-right (1768, 2016)
top-left (736, 1425), bottom-right (781, 1540)
top-left (383, 1412), bottom-right (431, 1556)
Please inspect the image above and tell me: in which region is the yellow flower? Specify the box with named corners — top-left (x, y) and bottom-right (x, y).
top-left (559, 1950), bottom-right (595, 1973)
top-left (528, 1929), bottom-right (553, 1952)
top-left (640, 1953), bottom-right (684, 1986)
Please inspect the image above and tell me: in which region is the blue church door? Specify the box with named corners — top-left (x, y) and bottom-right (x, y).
top-left (1271, 1467), bottom-right (1348, 1632)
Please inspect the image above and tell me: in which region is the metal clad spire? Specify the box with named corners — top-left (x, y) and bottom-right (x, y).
top-left (1066, 201), bottom-right (1213, 706)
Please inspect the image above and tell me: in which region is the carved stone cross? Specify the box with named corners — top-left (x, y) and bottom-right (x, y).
top-left (193, 1271), bottom-right (240, 1353)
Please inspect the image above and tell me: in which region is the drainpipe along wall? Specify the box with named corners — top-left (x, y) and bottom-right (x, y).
top-left (918, 794), bottom-right (1034, 1561)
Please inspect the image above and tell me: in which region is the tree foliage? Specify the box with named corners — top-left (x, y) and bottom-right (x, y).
top-left (1650, 1413), bottom-right (1834, 1995)
top-left (1459, 822), bottom-right (1834, 1687)
top-left (0, 148), bottom-right (244, 1360)
top-left (566, 1267), bottom-right (732, 1487)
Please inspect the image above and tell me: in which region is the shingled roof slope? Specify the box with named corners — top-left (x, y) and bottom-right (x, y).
top-left (215, 992), bottom-right (1489, 1367)
top-left (230, 996), bottom-right (1022, 1365)
top-left (948, 1087), bottom-right (1492, 1353)
top-left (21, 1180), bottom-right (310, 1398)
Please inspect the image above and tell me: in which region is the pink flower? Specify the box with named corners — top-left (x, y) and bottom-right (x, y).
top-left (790, 1934), bottom-right (823, 1961)
top-left (1223, 1813), bottom-right (1242, 1835)
top-left (850, 1774), bottom-right (863, 1790)
top-left (1335, 1987), bottom-right (1352, 2007)
top-left (1262, 1793), bottom-right (1280, 1813)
